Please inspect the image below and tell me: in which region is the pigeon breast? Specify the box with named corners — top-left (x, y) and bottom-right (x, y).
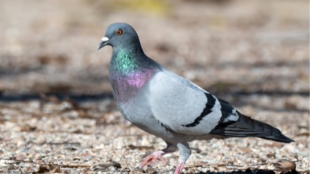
top-left (109, 49), bottom-right (158, 103)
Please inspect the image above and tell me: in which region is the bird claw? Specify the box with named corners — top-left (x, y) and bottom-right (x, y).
top-left (139, 151), bottom-right (166, 168)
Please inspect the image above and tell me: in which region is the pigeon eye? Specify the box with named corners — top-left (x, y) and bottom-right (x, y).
top-left (116, 29), bottom-right (123, 35)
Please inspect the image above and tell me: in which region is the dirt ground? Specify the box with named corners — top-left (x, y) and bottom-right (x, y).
top-left (0, 0), bottom-right (309, 173)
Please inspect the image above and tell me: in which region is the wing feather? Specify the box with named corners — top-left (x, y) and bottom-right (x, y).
top-left (148, 70), bottom-right (238, 135)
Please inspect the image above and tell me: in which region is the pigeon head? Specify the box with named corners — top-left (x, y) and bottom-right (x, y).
top-left (97, 23), bottom-right (143, 52)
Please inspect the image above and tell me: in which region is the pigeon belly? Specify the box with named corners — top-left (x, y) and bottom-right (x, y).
top-left (110, 72), bottom-right (177, 140)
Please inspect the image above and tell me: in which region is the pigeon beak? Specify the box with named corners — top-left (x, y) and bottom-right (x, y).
top-left (97, 37), bottom-right (109, 50)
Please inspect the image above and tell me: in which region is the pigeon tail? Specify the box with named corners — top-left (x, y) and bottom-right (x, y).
top-left (210, 111), bottom-right (294, 143)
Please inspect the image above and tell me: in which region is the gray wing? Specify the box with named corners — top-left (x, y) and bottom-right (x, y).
top-left (148, 70), bottom-right (239, 135)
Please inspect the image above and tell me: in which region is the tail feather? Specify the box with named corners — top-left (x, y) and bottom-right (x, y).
top-left (211, 111), bottom-right (294, 143)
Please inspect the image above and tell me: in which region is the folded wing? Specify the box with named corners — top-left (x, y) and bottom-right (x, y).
top-left (148, 70), bottom-right (239, 135)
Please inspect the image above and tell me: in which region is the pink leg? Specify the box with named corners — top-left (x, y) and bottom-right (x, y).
top-left (139, 151), bottom-right (167, 168)
top-left (174, 161), bottom-right (185, 174)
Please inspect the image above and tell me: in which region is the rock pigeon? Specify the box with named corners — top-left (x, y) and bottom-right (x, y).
top-left (97, 23), bottom-right (294, 174)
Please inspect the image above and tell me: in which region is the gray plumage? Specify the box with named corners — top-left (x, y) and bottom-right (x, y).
top-left (97, 23), bottom-right (294, 174)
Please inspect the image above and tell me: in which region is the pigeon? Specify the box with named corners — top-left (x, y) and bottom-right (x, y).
top-left (97, 23), bottom-right (294, 174)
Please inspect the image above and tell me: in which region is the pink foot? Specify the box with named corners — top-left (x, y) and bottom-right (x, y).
top-left (174, 161), bottom-right (185, 174)
top-left (139, 151), bottom-right (167, 168)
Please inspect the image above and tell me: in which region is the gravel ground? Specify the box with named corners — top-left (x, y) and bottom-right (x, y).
top-left (0, 0), bottom-right (309, 173)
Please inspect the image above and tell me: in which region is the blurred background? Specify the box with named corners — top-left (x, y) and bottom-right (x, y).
top-left (0, 0), bottom-right (309, 173)
top-left (0, 0), bottom-right (308, 97)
